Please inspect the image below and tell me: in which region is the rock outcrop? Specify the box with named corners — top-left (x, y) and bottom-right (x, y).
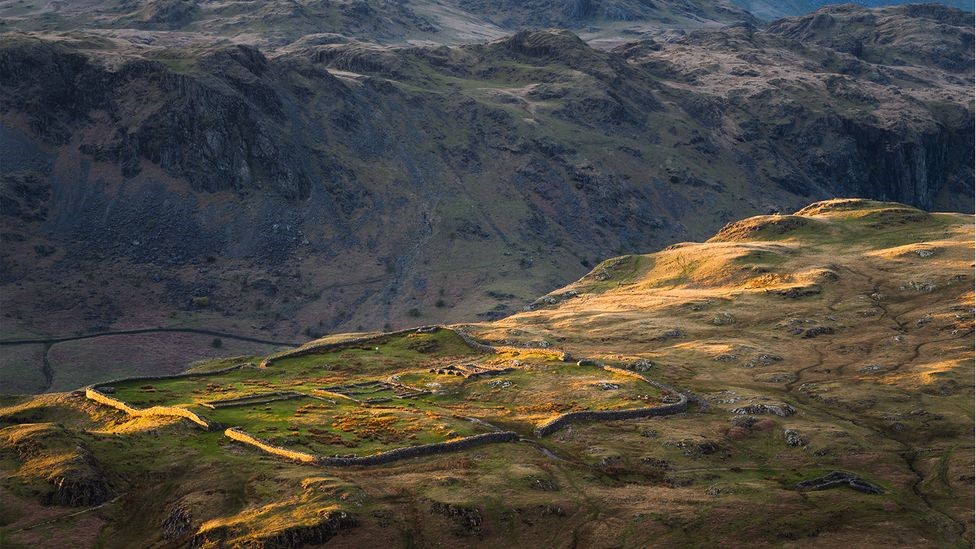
top-left (796, 471), bottom-right (884, 494)
top-left (0, 423), bottom-right (112, 507)
top-left (731, 403), bottom-right (796, 417)
top-left (191, 510), bottom-right (358, 548)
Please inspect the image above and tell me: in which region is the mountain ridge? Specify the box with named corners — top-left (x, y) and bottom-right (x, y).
top-left (2, 5), bottom-right (971, 345)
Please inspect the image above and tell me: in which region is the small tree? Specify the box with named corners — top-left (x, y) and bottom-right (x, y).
top-left (211, 337), bottom-right (223, 348)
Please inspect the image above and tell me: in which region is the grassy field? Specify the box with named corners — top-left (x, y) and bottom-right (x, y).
top-left (42, 332), bottom-right (282, 393)
top-left (0, 345), bottom-right (47, 395)
top-left (104, 328), bottom-right (665, 458)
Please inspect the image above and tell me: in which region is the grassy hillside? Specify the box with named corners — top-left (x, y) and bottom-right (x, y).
top-left (1, 6), bottom-right (972, 356)
top-left (1, 199), bottom-right (971, 547)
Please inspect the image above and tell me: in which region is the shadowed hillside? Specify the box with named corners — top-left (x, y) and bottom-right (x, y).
top-left (1, 5), bottom-right (972, 351)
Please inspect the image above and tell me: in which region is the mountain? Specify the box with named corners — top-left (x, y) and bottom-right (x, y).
top-left (0, 0), bottom-right (756, 46)
top-left (3, 1), bottom-right (968, 47)
top-left (1, 4), bottom-right (971, 359)
top-left (1, 199), bottom-right (972, 546)
top-left (734, 0), bottom-right (974, 20)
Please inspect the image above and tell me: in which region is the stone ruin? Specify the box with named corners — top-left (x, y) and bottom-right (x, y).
top-left (429, 363), bottom-right (512, 379)
top-left (320, 380), bottom-right (428, 403)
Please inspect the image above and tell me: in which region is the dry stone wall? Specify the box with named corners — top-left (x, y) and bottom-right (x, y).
top-left (451, 329), bottom-right (498, 354)
top-left (534, 366), bottom-right (688, 436)
top-left (201, 391), bottom-right (304, 409)
top-left (225, 427), bottom-right (320, 464)
top-left (225, 427), bottom-right (518, 467)
top-left (260, 326), bottom-right (495, 367)
top-left (85, 388), bottom-right (218, 431)
top-left (83, 363), bottom-right (252, 430)
top-left (85, 326), bottom-right (689, 464)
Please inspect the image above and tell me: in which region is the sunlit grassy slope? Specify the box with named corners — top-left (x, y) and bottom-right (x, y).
top-left (0, 199), bottom-right (972, 548)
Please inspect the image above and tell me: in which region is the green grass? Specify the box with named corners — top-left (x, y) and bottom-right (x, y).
top-left (731, 248), bottom-right (791, 268)
top-left (210, 398), bottom-right (486, 457)
top-left (575, 255), bottom-right (651, 294)
top-left (0, 344), bottom-right (48, 395)
top-left (109, 330), bottom-right (473, 407)
top-left (100, 330), bottom-right (669, 457)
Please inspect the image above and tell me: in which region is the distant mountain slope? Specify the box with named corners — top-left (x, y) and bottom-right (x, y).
top-left (734, 0), bottom-right (973, 20)
top-left (444, 0), bottom-right (757, 46)
top-left (764, 3), bottom-right (974, 71)
top-left (0, 5), bottom-right (972, 341)
top-left (0, 0), bottom-right (755, 46)
top-left (1, 0), bottom-right (968, 45)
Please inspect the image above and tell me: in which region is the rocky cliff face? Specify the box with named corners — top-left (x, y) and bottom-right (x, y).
top-left (765, 4), bottom-right (975, 71)
top-left (622, 12), bottom-right (974, 210)
top-left (1, 40), bottom-right (316, 198)
top-left (0, 5), bottom-right (971, 340)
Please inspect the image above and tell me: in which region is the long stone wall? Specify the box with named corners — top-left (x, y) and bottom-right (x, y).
top-left (260, 326), bottom-right (479, 367)
top-left (83, 363), bottom-right (252, 430)
top-left (534, 366), bottom-right (689, 437)
top-left (84, 325), bottom-right (690, 462)
top-left (259, 324), bottom-right (579, 368)
top-left (225, 427), bottom-right (321, 464)
top-left (201, 391), bottom-right (304, 409)
top-left (534, 400), bottom-right (688, 437)
top-left (85, 388), bottom-right (219, 431)
top-left (320, 431), bottom-right (519, 466)
top-left (90, 363), bottom-right (249, 390)
top-left (450, 329), bottom-right (498, 354)
top-left (225, 427), bottom-right (519, 467)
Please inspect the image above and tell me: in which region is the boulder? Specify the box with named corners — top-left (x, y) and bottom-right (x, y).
top-left (796, 471), bottom-right (883, 494)
top-left (731, 403), bottom-right (796, 417)
top-left (784, 429), bottom-right (804, 447)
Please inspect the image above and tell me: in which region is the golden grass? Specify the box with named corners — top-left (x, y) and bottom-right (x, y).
top-left (2, 200), bottom-right (972, 547)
